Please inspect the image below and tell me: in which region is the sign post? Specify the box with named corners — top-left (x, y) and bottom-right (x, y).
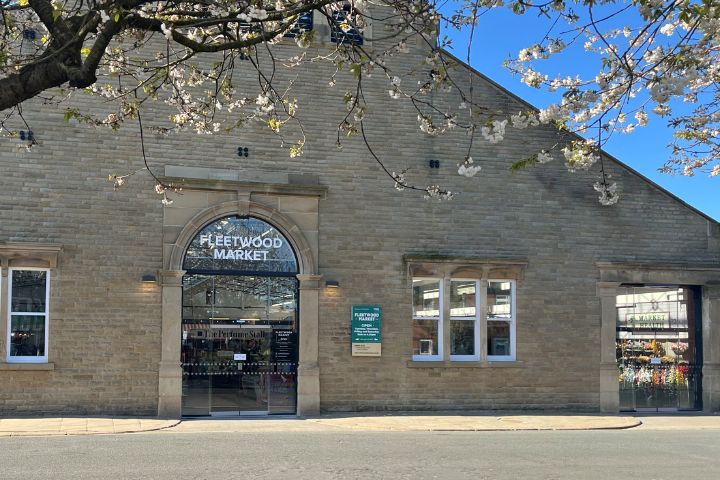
top-left (351, 305), bottom-right (382, 357)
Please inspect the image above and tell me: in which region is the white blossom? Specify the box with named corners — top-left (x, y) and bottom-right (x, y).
top-left (635, 110), bottom-right (649, 126)
top-left (457, 156), bottom-right (481, 177)
top-left (160, 23), bottom-right (173, 41)
top-left (521, 68), bottom-right (548, 88)
top-left (537, 150), bottom-right (554, 164)
top-left (392, 171), bottom-right (406, 191)
top-left (538, 104), bottom-right (565, 124)
top-left (424, 185), bottom-right (454, 200)
top-left (295, 32), bottom-right (312, 49)
top-left (388, 87), bottom-right (401, 99)
top-left (548, 39), bottom-right (566, 54)
top-left (510, 112), bottom-right (539, 129)
top-left (593, 181), bottom-right (620, 206)
top-left (653, 104), bottom-right (672, 117)
top-left (418, 114), bottom-right (441, 135)
top-left (562, 143), bottom-right (599, 172)
top-left (481, 119), bottom-right (507, 143)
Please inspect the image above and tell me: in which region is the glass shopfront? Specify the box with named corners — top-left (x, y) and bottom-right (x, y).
top-left (181, 216), bottom-right (299, 416)
top-left (616, 286), bottom-right (702, 412)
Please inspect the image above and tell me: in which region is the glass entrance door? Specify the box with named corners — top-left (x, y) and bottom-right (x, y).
top-left (181, 274), bottom-right (298, 416)
top-left (616, 286), bottom-right (701, 411)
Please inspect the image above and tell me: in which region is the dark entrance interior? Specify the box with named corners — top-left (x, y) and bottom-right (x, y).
top-left (616, 286), bottom-right (702, 411)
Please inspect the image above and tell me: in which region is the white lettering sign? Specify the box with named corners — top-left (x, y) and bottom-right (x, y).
top-left (199, 234), bottom-right (283, 262)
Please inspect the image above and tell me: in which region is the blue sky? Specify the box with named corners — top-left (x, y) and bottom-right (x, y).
top-left (441, 7), bottom-right (718, 221)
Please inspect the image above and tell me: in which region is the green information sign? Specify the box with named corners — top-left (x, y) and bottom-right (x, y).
top-left (351, 305), bottom-right (382, 356)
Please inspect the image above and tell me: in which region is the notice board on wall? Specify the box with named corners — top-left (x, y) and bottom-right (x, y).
top-left (351, 305), bottom-right (382, 357)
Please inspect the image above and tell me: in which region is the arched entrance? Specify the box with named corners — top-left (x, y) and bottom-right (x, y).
top-left (180, 215), bottom-right (300, 416)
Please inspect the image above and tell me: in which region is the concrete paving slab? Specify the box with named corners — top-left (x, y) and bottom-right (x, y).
top-left (166, 413), bottom-right (640, 434)
top-left (0, 417), bottom-right (179, 436)
top-left (11, 412), bottom-right (720, 436)
top-left (309, 414), bottom-right (641, 431)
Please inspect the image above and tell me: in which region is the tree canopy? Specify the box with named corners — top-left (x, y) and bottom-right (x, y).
top-left (1, 0), bottom-right (717, 205)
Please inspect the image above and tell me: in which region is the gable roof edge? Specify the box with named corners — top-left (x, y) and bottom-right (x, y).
top-left (439, 48), bottom-right (719, 224)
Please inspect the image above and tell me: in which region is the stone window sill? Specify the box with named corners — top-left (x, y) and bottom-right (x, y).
top-left (407, 360), bottom-right (523, 369)
top-left (0, 363), bottom-right (55, 371)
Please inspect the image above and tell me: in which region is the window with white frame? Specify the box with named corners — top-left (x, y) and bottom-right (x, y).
top-left (449, 280), bottom-right (480, 360)
top-left (411, 277), bottom-right (516, 362)
top-left (7, 268), bottom-right (50, 363)
top-left (412, 278), bottom-right (442, 361)
top-left (487, 280), bottom-right (516, 361)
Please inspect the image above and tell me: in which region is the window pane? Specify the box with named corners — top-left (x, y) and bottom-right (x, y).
top-left (10, 315), bottom-right (46, 357)
top-left (413, 279), bottom-right (440, 317)
top-left (450, 320), bottom-right (475, 356)
top-left (488, 321), bottom-right (511, 356)
top-left (330, 8), bottom-right (364, 45)
top-left (450, 281), bottom-right (476, 317)
top-left (412, 319), bottom-right (439, 356)
top-left (11, 270), bottom-right (47, 313)
top-left (487, 281), bottom-right (512, 318)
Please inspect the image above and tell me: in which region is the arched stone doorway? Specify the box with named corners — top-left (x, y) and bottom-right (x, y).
top-left (158, 200), bottom-right (321, 418)
top-left (181, 215), bottom-right (299, 416)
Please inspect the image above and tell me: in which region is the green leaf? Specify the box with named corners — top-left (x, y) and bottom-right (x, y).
top-left (510, 155), bottom-right (539, 173)
top-left (349, 63), bottom-right (361, 79)
top-left (512, 2), bottom-right (526, 14)
top-left (114, 12), bottom-right (120, 22)
top-left (289, 140), bottom-right (305, 158)
top-left (52, 6), bottom-right (62, 21)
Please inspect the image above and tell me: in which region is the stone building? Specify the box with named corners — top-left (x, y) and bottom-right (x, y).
top-left (1, 7), bottom-right (719, 417)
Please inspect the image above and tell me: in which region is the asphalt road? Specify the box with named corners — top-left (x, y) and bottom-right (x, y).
top-left (1, 429), bottom-right (719, 479)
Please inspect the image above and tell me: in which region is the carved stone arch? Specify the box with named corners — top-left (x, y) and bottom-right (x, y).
top-left (167, 200), bottom-right (317, 275)
top-left (158, 198), bottom-right (321, 418)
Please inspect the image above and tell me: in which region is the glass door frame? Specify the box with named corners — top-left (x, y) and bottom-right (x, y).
top-left (181, 270), bottom-right (300, 417)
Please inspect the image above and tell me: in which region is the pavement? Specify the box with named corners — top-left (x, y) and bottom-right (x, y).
top-left (4, 411), bottom-right (720, 437)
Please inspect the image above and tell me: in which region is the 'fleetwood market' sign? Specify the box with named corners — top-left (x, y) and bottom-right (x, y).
top-left (199, 234), bottom-right (283, 261)
top-left (352, 305), bottom-right (382, 357)
top-left (183, 216), bottom-right (298, 273)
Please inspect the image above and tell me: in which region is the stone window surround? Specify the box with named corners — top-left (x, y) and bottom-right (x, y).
top-left (596, 262), bottom-right (720, 413)
top-left (404, 255), bottom-right (526, 368)
top-left (0, 243), bottom-right (61, 370)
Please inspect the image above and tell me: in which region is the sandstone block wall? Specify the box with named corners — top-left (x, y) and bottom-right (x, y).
top-left (0, 7), bottom-right (717, 414)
